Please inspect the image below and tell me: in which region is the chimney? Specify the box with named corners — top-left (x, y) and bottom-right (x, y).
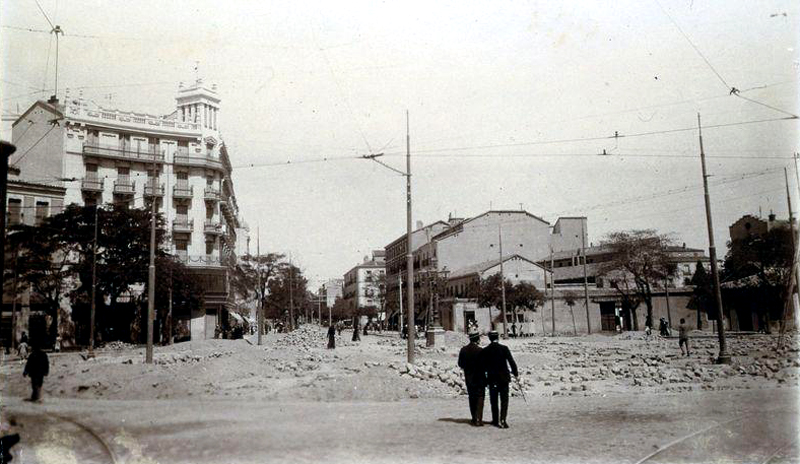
top-left (769, 210), bottom-right (776, 222)
top-left (47, 95), bottom-right (59, 105)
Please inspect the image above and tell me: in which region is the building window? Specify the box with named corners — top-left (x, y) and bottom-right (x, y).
top-left (7, 198), bottom-right (21, 225)
top-left (35, 201), bottom-right (49, 225)
top-left (206, 240), bottom-right (215, 255)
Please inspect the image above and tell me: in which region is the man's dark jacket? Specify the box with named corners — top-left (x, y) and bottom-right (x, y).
top-left (24, 350), bottom-right (49, 379)
top-left (481, 341), bottom-right (518, 384)
top-left (458, 343), bottom-right (485, 388)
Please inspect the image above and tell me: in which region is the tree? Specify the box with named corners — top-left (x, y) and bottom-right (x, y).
top-left (687, 261), bottom-right (711, 330)
top-left (723, 228), bottom-right (793, 332)
top-left (510, 282), bottom-right (544, 333)
top-left (7, 220), bottom-right (79, 347)
top-left (231, 252), bottom-right (284, 334)
top-left (366, 272), bottom-right (387, 328)
top-left (265, 262), bottom-right (308, 329)
top-left (562, 290), bottom-right (579, 335)
top-left (477, 273), bottom-right (514, 328)
top-left (599, 230), bottom-right (676, 331)
top-left (9, 204), bottom-right (170, 345)
top-left (330, 296), bottom-right (349, 322)
top-left (153, 256), bottom-right (204, 344)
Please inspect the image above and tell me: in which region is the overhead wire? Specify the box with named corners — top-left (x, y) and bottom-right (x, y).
top-left (10, 124), bottom-right (57, 167)
top-left (654, 0), bottom-right (799, 119)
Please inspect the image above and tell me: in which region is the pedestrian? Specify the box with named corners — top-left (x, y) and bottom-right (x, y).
top-left (327, 324), bottom-right (336, 349)
top-left (511, 323), bottom-right (517, 338)
top-left (659, 318), bottom-right (668, 337)
top-left (458, 331), bottom-right (486, 426)
top-left (337, 322), bottom-right (343, 336)
top-left (23, 342), bottom-right (49, 402)
top-left (20, 332), bottom-right (28, 345)
top-left (17, 340), bottom-right (29, 360)
top-left (481, 330), bottom-right (518, 429)
top-left (678, 318), bottom-right (691, 356)
top-left (644, 314), bottom-right (653, 337)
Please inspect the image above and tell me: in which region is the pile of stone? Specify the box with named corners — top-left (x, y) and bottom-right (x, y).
top-left (151, 350), bottom-right (232, 365)
top-left (389, 359), bottom-right (535, 397)
top-left (102, 341), bottom-right (137, 351)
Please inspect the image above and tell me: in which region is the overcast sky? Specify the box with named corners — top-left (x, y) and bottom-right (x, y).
top-left (2, 0), bottom-right (798, 288)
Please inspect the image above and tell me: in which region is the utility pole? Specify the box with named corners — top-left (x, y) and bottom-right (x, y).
top-left (697, 113), bottom-right (730, 364)
top-left (550, 247), bottom-right (556, 335)
top-left (89, 205), bottom-right (99, 356)
top-left (581, 219), bottom-right (591, 334)
top-left (779, 167), bottom-right (800, 347)
top-left (10, 249), bottom-right (18, 350)
top-left (405, 111), bottom-right (415, 363)
top-left (145, 164), bottom-right (158, 364)
top-left (52, 25), bottom-right (63, 100)
top-left (362, 111), bottom-right (414, 362)
top-left (257, 227), bottom-right (263, 345)
top-left (664, 277), bottom-right (672, 327)
top-left (288, 253), bottom-right (294, 331)
top-left (498, 224), bottom-right (508, 338)
top-left (398, 274), bottom-right (404, 334)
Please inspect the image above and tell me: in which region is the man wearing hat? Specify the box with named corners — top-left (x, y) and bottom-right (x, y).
top-left (482, 330), bottom-right (518, 428)
top-left (458, 330), bottom-right (486, 426)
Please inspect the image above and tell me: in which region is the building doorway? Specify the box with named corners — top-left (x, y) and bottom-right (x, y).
top-left (599, 302), bottom-right (617, 331)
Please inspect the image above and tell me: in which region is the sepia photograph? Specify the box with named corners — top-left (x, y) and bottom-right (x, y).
top-left (0, 1), bottom-right (798, 463)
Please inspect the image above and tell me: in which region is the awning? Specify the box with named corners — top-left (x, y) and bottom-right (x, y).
top-left (230, 312), bottom-right (244, 323)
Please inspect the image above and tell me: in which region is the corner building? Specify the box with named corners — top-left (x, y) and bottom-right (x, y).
top-left (10, 80), bottom-right (249, 341)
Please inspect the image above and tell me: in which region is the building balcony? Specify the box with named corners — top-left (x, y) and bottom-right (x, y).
top-left (173, 153), bottom-right (224, 172)
top-left (175, 254), bottom-right (223, 268)
top-left (204, 220), bottom-right (223, 235)
top-left (81, 177), bottom-right (104, 192)
top-left (173, 184), bottom-right (193, 199)
top-left (144, 181), bottom-right (165, 197)
top-left (203, 187), bottom-right (221, 201)
top-left (83, 144), bottom-right (165, 164)
top-left (172, 218), bottom-right (194, 233)
top-left (113, 179), bottom-right (135, 195)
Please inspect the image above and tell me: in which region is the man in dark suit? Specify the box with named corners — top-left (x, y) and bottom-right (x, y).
top-left (481, 330), bottom-right (518, 428)
top-left (458, 331), bottom-right (486, 426)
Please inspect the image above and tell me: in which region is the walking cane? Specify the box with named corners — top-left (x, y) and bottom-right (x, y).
top-left (515, 376), bottom-right (527, 404)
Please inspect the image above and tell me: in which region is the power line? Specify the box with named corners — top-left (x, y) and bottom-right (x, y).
top-left (375, 116), bottom-right (796, 156)
top-left (734, 93), bottom-right (799, 119)
top-left (654, 0), bottom-right (730, 90)
top-left (33, 0), bottom-right (55, 30)
top-left (654, 0), bottom-right (799, 119)
top-left (10, 124), bottom-right (57, 167)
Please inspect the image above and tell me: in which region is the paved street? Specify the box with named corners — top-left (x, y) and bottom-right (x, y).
top-left (3, 387), bottom-right (797, 464)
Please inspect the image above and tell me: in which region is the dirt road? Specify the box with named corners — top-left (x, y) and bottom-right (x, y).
top-left (3, 387), bottom-right (797, 464)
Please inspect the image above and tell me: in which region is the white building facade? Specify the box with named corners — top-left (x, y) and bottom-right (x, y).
top-left (10, 81), bottom-right (249, 341)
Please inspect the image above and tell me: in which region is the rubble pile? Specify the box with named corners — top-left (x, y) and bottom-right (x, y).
top-left (152, 350), bottom-right (233, 365)
top-left (388, 359), bottom-right (536, 397)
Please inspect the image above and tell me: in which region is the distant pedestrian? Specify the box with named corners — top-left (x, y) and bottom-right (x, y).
top-left (17, 340), bottom-right (29, 360)
top-left (678, 318), bottom-right (691, 356)
top-left (659, 318), bottom-right (668, 337)
top-left (337, 322), bottom-right (343, 336)
top-left (458, 331), bottom-right (486, 426)
top-left (20, 332), bottom-right (28, 345)
top-left (481, 330), bottom-right (518, 429)
top-left (401, 325), bottom-right (407, 339)
top-left (23, 343), bottom-right (49, 402)
top-left (511, 323), bottom-right (517, 338)
top-left (645, 314), bottom-right (653, 337)
top-left (327, 325), bottom-right (336, 349)
top-left (352, 322), bottom-right (361, 342)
